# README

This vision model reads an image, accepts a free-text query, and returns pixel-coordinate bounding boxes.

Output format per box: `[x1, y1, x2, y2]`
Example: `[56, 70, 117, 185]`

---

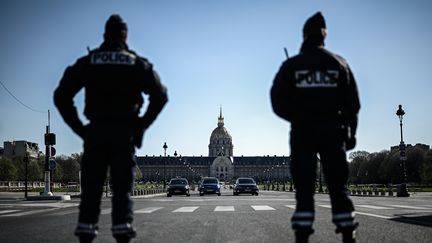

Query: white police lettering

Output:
[91, 51, 136, 65]
[295, 70, 338, 88]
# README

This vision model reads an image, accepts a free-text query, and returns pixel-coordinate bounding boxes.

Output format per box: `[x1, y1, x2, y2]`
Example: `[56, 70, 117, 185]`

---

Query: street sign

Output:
[399, 143, 406, 151]
[51, 146, 56, 156]
[49, 159, 57, 171]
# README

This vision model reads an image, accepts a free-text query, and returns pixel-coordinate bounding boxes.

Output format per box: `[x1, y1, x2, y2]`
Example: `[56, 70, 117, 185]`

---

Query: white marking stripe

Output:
[284, 205, 296, 209]
[0, 210, 20, 215]
[135, 207, 163, 213]
[356, 205, 394, 210]
[214, 206, 234, 212]
[4, 208, 57, 217]
[100, 208, 111, 215]
[387, 205, 432, 210]
[251, 205, 276, 211]
[355, 211, 394, 219]
[173, 207, 199, 213]
[318, 204, 332, 208]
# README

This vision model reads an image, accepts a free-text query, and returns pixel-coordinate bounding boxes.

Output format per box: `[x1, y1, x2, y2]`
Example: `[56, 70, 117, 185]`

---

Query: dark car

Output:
[166, 178, 190, 197]
[199, 177, 221, 196]
[233, 178, 259, 196]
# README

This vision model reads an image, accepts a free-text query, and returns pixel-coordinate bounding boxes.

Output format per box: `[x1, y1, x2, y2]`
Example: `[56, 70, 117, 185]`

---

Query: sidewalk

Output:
[0, 191, 79, 201]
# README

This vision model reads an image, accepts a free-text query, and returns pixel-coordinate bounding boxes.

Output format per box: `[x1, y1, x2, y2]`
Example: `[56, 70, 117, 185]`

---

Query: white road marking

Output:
[387, 205, 432, 210]
[173, 207, 199, 213]
[251, 205, 276, 211]
[214, 206, 234, 212]
[100, 208, 111, 215]
[0, 210, 20, 215]
[284, 205, 296, 209]
[135, 207, 163, 213]
[3, 208, 58, 217]
[318, 204, 332, 208]
[355, 211, 394, 219]
[355, 205, 394, 210]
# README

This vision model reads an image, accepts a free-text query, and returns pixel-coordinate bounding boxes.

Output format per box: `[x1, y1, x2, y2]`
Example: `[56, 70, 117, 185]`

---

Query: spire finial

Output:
[217, 106, 224, 127]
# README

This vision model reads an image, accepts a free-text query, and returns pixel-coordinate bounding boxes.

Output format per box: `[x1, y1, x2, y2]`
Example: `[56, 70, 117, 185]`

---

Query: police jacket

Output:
[54, 41, 168, 138]
[271, 40, 360, 130]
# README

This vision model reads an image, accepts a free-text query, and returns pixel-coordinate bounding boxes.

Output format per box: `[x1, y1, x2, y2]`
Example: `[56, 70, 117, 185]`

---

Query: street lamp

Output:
[163, 142, 168, 189]
[396, 105, 409, 197]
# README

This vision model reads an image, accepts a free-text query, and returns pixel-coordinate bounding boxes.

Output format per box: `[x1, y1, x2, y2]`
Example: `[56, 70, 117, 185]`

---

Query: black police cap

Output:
[303, 12, 326, 36]
[104, 14, 128, 40]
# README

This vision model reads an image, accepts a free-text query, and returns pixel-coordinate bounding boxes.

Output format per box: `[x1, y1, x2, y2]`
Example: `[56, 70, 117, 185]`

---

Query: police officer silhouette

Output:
[54, 15, 168, 243]
[271, 12, 360, 243]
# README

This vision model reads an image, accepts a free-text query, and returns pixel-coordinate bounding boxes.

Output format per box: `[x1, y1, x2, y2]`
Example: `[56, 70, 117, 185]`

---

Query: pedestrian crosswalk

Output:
[1, 203, 432, 218]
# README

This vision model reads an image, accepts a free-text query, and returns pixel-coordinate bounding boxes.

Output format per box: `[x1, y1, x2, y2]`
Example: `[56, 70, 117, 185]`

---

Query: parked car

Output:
[233, 178, 259, 196]
[199, 177, 221, 196]
[166, 178, 190, 197]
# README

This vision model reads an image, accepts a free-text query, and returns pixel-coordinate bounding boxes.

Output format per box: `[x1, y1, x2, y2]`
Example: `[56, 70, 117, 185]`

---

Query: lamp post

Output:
[318, 157, 323, 193]
[163, 142, 168, 189]
[396, 105, 409, 197]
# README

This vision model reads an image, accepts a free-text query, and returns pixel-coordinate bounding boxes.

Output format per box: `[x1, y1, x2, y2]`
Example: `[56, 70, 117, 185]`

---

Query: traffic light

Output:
[44, 133, 56, 146]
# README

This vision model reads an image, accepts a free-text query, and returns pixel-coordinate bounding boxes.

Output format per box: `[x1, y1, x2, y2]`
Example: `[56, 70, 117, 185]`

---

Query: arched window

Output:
[225, 167, 228, 172]
[216, 167, 219, 172]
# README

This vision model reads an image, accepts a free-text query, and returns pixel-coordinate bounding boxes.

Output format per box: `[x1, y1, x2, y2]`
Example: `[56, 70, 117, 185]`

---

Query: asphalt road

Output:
[0, 189, 431, 243]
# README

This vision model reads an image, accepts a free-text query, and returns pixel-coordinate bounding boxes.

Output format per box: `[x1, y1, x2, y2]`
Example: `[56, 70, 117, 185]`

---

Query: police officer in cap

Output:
[271, 12, 360, 243]
[54, 14, 168, 243]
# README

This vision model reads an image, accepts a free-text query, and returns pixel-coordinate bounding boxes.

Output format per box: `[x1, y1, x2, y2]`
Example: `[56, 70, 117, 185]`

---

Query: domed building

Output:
[137, 109, 291, 184]
[208, 108, 233, 157]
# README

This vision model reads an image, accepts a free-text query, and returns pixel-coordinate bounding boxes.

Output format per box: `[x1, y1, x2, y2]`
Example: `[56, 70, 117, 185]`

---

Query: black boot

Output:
[336, 223, 359, 243]
[342, 230, 356, 243]
[74, 223, 98, 243]
[112, 223, 136, 243]
[295, 228, 314, 243]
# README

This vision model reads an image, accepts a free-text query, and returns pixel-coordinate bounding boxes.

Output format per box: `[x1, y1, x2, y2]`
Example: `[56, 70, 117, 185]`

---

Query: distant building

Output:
[137, 109, 291, 183]
[2, 140, 41, 159]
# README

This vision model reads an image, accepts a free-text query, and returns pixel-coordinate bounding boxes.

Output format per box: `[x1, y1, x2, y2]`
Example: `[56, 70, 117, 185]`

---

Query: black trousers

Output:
[290, 120, 355, 230]
[78, 122, 136, 226]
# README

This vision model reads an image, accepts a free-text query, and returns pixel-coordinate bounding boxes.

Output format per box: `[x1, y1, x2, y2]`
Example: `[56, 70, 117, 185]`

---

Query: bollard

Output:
[374, 190, 379, 196]
[388, 190, 393, 196]
[380, 190, 385, 196]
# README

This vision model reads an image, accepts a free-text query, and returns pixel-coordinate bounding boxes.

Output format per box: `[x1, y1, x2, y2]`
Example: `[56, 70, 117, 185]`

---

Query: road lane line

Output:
[284, 205, 296, 209]
[355, 211, 394, 219]
[135, 207, 163, 213]
[355, 205, 394, 210]
[100, 208, 111, 215]
[214, 206, 234, 212]
[251, 205, 276, 211]
[3, 208, 58, 217]
[318, 204, 332, 208]
[0, 210, 20, 215]
[173, 207, 199, 213]
[387, 205, 432, 210]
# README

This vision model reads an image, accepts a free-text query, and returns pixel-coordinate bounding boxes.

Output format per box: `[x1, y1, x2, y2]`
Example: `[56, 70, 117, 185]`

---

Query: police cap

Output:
[303, 12, 326, 37]
[104, 14, 128, 40]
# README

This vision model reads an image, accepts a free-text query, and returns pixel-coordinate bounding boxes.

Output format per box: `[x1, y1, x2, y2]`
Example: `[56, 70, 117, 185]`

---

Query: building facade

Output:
[137, 110, 291, 183]
[2, 140, 41, 159]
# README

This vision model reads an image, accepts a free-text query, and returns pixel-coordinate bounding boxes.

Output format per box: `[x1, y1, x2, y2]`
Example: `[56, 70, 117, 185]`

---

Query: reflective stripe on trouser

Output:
[292, 211, 315, 229]
[332, 211, 356, 229]
[112, 223, 136, 238]
[75, 223, 99, 236]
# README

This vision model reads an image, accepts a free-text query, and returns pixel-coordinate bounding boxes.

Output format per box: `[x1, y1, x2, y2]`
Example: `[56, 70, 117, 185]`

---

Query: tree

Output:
[55, 155, 80, 183]
[420, 150, 432, 182]
[27, 159, 42, 181]
[135, 165, 143, 181]
[405, 147, 425, 183]
[348, 151, 369, 184]
[0, 157, 17, 181]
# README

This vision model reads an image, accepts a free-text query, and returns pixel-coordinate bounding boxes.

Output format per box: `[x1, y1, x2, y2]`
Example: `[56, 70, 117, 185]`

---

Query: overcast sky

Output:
[1, 1, 431, 157]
